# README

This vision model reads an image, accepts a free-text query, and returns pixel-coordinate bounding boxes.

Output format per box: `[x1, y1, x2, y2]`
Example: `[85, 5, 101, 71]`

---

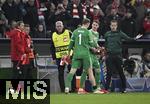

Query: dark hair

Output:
[82, 18, 90, 25]
[93, 20, 100, 25]
[110, 20, 118, 24]
[110, 20, 119, 26]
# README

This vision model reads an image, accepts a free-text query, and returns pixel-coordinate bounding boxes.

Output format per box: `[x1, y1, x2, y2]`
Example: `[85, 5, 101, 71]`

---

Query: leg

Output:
[77, 55, 93, 94]
[65, 68, 77, 90]
[58, 65, 65, 92]
[115, 56, 126, 92]
[88, 68, 96, 88]
[80, 69, 88, 88]
[11, 61, 20, 91]
[92, 57, 101, 88]
[94, 68, 100, 88]
[27, 59, 34, 79]
[68, 64, 76, 92]
[65, 58, 81, 93]
[105, 55, 114, 90]
[56, 59, 65, 92]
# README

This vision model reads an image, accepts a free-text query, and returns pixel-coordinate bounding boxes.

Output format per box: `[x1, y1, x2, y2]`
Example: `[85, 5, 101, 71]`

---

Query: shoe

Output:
[65, 87, 70, 94]
[100, 89, 109, 93]
[78, 88, 88, 94]
[121, 90, 127, 93]
[8, 89, 19, 94]
[8, 89, 15, 94]
[93, 89, 105, 94]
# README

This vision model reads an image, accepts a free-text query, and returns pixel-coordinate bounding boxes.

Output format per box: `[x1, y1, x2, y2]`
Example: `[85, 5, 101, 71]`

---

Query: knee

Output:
[69, 68, 77, 74]
[82, 70, 88, 74]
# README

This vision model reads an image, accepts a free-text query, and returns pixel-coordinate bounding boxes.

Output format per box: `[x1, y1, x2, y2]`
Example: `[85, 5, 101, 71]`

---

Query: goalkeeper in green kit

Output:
[65, 18, 96, 94]
[88, 20, 108, 94]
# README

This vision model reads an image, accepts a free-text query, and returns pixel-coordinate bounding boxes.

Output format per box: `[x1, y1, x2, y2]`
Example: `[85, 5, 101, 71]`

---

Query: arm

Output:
[14, 32, 25, 58]
[69, 31, 72, 38]
[50, 34, 56, 60]
[5, 28, 13, 38]
[68, 34, 75, 53]
[120, 31, 143, 40]
[120, 31, 134, 41]
[88, 30, 95, 48]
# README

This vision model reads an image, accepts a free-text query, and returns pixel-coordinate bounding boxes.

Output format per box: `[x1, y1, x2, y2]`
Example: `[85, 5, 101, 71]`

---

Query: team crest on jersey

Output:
[63, 36, 68, 42]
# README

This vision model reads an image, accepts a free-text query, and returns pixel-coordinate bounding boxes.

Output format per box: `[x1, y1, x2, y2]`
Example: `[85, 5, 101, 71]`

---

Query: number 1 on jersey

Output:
[79, 34, 82, 45]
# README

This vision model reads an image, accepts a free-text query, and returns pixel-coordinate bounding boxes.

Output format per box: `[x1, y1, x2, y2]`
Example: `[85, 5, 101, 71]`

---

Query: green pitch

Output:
[50, 92, 150, 104]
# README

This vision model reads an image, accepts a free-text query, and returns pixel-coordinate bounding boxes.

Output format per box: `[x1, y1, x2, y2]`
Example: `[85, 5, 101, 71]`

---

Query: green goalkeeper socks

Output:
[95, 70, 100, 88]
[65, 73, 74, 89]
[80, 70, 87, 88]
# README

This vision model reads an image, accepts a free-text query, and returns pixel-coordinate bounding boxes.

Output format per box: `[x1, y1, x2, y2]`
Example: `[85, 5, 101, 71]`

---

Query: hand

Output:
[65, 55, 71, 65]
[21, 54, 27, 60]
[135, 34, 143, 40]
[97, 46, 106, 56]
[90, 47, 98, 54]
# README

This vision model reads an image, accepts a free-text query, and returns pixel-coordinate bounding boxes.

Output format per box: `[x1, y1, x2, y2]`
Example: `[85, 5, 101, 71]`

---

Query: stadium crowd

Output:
[0, 0, 150, 38]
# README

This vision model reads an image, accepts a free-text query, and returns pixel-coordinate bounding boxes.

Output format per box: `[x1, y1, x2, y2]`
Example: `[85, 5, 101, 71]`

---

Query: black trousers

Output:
[11, 61, 33, 91]
[11, 61, 20, 91]
[56, 58, 76, 92]
[105, 54, 126, 92]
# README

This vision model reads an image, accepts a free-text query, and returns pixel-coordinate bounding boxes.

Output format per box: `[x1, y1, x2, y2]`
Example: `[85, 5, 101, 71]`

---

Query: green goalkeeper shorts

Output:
[91, 54, 100, 69]
[71, 54, 92, 70]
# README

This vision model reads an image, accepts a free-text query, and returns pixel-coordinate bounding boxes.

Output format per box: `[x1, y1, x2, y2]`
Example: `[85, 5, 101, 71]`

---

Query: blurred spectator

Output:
[141, 49, 150, 78]
[0, 2, 8, 38]
[34, 23, 46, 38]
[144, 0, 150, 12]
[106, 0, 126, 17]
[53, 3, 72, 28]
[0, 0, 148, 40]
[124, 0, 137, 19]
[135, 0, 147, 34]
[89, 4, 104, 22]
[2, 0, 20, 23]
[23, 0, 38, 37]
[14, 0, 27, 21]
[121, 9, 137, 38]
[68, 0, 84, 31]
[142, 12, 150, 38]
[121, 8, 138, 59]
[62, 0, 69, 9]
[50, 0, 62, 6]
[37, 1, 47, 32]
[44, 2, 56, 32]
[97, 0, 110, 13]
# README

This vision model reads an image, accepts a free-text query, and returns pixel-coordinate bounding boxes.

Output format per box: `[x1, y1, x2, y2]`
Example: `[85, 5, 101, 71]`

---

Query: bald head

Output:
[55, 21, 64, 33]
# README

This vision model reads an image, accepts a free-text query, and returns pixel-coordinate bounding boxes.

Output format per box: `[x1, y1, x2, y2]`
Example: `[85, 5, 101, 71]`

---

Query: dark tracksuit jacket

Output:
[104, 30, 135, 91]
